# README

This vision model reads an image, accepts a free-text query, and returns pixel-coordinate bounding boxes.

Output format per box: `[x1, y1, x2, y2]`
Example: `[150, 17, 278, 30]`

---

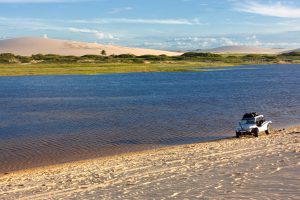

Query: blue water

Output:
[0, 64, 300, 172]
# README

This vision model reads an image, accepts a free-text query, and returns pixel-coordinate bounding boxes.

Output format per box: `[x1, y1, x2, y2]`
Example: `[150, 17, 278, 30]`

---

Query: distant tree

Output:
[101, 50, 107, 56]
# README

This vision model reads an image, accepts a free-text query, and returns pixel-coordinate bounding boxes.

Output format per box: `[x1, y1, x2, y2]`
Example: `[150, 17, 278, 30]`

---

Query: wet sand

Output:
[0, 137, 161, 174]
[0, 126, 299, 199]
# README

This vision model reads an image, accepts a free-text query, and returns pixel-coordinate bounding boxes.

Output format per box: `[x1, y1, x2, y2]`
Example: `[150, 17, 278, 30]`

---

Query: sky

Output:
[0, 0, 300, 50]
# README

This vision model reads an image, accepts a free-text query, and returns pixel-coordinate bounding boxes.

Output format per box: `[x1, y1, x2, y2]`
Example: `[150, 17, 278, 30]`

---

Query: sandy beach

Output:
[0, 126, 299, 199]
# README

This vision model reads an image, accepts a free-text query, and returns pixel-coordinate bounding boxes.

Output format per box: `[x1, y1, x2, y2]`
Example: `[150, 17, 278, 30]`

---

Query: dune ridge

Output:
[0, 126, 299, 199]
[285, 48, 300, 53]
[0, 37, 181, 56]
[195, 45, 290, 54]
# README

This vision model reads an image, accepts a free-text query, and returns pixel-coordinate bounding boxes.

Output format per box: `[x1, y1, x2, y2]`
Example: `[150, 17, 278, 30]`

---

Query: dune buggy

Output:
[236, 113, 272, 138]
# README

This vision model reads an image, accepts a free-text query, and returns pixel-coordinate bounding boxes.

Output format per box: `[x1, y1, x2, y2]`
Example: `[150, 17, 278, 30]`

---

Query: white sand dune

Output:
[0, 37, 181, 56]
[0, 126, 299, 199]
[197, 46, 288, 54]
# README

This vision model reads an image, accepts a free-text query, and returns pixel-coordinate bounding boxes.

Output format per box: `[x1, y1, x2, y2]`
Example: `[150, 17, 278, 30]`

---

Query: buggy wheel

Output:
[265, 124, 272, 135]
[253, 128, 259, 137]
[236, 132, 240, 138]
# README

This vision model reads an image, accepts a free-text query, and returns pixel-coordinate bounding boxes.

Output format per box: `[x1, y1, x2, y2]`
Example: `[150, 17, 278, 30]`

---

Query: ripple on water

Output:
[0, 64, 300, 172]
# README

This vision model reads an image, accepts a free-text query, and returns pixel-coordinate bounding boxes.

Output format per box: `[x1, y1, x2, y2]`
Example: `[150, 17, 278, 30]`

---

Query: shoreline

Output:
[0, 62, 238, 77]
[1, 126, 299, 199]
[0, 63, 298, 77]
[1, 123, 298, 175]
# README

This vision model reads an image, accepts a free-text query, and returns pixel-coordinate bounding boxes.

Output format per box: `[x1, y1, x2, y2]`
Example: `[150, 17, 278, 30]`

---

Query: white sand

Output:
[0, 37, 181, 56]
[0, 127, 299, 199]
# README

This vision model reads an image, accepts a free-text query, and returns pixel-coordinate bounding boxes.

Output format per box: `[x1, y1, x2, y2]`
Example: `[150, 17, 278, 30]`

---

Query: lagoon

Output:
[0, 64, 300, 172]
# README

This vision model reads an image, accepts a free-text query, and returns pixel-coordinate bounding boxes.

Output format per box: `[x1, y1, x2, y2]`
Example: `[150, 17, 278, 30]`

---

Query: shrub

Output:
[181, 52, 222, 58]
[16, 56, 33, 63]
[138, 55, 168, 61]
[0, 53, 18, 63]
[113, 54, 136, 59]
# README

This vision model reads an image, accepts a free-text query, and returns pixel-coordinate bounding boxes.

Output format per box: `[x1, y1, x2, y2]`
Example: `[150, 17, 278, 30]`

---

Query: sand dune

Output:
[196, 45, 288, 54]
[0, 38, 295, 57]
[0, 37, 181, 56]
[285, 48, 300, 54]
[0, 126, 299, 199]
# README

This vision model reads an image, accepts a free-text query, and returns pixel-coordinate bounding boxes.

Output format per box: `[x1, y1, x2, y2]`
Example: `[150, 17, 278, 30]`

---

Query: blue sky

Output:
[0, 0, 300, 50]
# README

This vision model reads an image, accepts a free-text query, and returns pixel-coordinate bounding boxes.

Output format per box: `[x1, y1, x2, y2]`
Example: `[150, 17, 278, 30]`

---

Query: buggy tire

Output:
[253, 128, 259, 137]
[236, 132, 240, 138]
[265, 124, 271, 135]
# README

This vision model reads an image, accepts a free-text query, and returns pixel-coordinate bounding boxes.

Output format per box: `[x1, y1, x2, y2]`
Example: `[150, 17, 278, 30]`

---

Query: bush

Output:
[242, 54, 262, 62]
[81, 55, 102, 59]
[32, 54, 79, 63]
[32, 54, 45, 60]
[0, 53, 18, 63]
[16, 56, 33, 63]
[181, 52, 222, 58]
[113, 54, 136, 59]
[138, 55, 168, 61]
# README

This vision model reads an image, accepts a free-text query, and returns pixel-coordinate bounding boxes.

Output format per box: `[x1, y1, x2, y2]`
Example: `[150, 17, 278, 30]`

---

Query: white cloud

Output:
[0, 16, 63, 31]
[108, 7, 133, 14]
[68, 27, 117, 40]
[219, 37, 240, 46]
[0, 16, 118, 40]
[157, 32, 300, 50]
[73, 18, 203, 25]
[246, 35, 257, 40]
[0, 16, 204, 27]
[235, 1, 300, 18]
[172, 37, 241, 48]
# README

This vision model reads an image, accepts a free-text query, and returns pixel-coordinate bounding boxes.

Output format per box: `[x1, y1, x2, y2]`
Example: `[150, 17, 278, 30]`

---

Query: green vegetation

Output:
[0, 52, 299, 76]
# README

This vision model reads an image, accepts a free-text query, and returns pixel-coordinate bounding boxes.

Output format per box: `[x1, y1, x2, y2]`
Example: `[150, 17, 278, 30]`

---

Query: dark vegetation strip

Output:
[0, 52, 299, 76]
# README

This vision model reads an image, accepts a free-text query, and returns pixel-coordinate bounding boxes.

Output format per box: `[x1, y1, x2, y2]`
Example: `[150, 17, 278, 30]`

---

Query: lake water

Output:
[0, 64, 300, 172]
